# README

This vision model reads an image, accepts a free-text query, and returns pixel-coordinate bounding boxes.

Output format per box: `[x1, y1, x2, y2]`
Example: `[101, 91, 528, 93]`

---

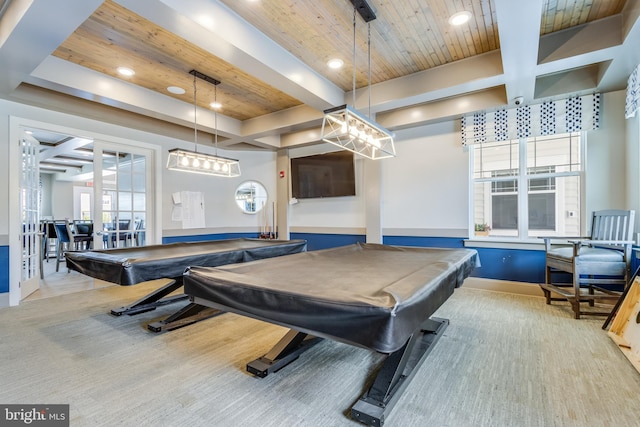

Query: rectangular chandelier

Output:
[321, 105, 395, 160]
[167, 148, 241, 177]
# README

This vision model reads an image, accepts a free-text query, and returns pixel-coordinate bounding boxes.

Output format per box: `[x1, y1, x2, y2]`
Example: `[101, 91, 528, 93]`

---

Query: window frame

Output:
[469, 132, 586, 241]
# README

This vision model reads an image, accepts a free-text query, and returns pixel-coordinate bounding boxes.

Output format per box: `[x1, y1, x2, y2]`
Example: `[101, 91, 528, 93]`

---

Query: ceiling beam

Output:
[39, 137, 93, 161]
[493, 0, 543, 105]
[349, 50, 505, 114]
[116, 0, 345, 110]
[0, 0, 103, 94]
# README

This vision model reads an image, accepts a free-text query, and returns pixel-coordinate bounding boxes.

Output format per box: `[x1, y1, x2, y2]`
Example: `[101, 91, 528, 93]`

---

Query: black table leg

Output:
[147, 303, 224, 332]
[110, 278, 187, 316]
[246, 329, 322, 378]
[351, 317, 449, 427]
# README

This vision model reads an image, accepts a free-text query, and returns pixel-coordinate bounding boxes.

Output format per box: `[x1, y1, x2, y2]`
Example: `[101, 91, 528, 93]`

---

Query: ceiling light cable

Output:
[193, 72, 198, 153]
[166, 70, 240, 176]
[368, 22, 371, 119]
[319, 0, 395, 160]
[214, 81, 218, 156]
[352, 6, 357, 109]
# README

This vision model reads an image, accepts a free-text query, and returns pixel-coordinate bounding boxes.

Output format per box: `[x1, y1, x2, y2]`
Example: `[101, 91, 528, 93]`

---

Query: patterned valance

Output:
[626, 64, 640, 119]
[461, 93, 600, 145]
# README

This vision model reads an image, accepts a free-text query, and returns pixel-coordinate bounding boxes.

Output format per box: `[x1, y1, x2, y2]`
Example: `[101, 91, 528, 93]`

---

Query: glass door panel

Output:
[19, 132, 40, 299]
[94, 143, 152, 249]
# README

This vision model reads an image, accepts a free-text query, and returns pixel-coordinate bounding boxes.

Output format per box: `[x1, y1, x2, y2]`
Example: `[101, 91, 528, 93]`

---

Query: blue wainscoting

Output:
[383, 235, 466, 248]
[160, 232, 640, 286]
[384, 235, 546, 283]
[162, 232, 261, 244]
[289, 233, 365, 251]
[0, 245, 9, 293]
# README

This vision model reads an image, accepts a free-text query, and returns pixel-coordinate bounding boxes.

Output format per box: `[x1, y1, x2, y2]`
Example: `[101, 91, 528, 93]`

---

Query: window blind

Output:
[461, 93, 600, 146]
[626, 64, 639, 119]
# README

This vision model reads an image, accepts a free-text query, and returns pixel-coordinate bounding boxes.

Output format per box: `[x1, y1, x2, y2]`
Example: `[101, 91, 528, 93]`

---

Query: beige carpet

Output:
[1, 281, 639, 426]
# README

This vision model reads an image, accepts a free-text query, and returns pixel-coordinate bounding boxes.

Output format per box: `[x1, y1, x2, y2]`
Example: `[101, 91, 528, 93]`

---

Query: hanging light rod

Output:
[349, 0, 376, 22]
[320, 0, 395, 160]
[188, 69, 220, 86]
[167, 69, 241, 177]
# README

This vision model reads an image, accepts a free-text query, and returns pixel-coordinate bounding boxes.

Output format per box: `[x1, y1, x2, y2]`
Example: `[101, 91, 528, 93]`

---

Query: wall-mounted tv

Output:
[291, 151, 356, 199]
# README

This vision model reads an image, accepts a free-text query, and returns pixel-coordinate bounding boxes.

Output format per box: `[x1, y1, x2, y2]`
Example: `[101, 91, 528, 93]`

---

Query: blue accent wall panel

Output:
[161, 232, 549, 284]
[468, 247, 546, 283]
[384, 236, 545, 283]
[163, 232, 260, 244]
[0, 246, 9, 293]
[289, 233, 365, 251]
[383, 235, 465, 248]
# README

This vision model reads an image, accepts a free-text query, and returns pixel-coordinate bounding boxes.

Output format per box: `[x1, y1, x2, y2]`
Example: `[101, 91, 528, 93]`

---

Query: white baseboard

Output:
[464, 277, 545, 298]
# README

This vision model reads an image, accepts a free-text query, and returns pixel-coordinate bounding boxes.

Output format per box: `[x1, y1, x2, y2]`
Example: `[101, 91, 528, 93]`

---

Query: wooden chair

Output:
[540, 209, 635, 319]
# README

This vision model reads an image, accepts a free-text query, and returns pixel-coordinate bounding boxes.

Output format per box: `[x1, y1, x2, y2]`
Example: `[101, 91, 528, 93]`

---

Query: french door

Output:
[93, 141, 155, 249]
[19, 132, 41, 299]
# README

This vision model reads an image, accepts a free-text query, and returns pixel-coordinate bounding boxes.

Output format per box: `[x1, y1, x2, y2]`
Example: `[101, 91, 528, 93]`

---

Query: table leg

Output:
[246, 329, 322, 378]
[110, 278, 187, 316]
[351, 317, 449, 427]
[147, 303, 224, 333]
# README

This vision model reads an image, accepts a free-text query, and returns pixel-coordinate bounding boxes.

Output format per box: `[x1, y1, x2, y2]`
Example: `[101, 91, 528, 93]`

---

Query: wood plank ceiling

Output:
[50, 0, 627, 124]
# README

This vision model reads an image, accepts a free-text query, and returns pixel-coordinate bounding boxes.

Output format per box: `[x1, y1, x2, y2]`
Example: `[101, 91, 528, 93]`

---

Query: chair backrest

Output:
[54, 223, 71, 244]
[590, 210, 635, 249]
[115, 219, 131, 231]
[74, 222, 93, 235]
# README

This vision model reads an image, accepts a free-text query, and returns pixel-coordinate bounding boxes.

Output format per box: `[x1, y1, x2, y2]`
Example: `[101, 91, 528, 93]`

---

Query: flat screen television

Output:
[291, 151, 356, 199]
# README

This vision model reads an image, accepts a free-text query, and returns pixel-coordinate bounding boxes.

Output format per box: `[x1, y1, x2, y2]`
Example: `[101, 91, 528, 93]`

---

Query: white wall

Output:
[382, 121, 469, 235]
[39, 174, 53, 218]
[162, 149, 277, 232]
[0, 98, 277, 238]
[586, 91, 628, 216]
[625, 102, 640, 235]
[284, 93, 628, 239]
[51, 180, 74, 220]
[288, 143, 366, 231]
[1, 90, 630, 243]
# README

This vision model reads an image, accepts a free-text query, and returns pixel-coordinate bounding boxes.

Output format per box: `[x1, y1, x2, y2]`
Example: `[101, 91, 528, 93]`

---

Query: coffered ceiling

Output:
[1, 0, 639, 153]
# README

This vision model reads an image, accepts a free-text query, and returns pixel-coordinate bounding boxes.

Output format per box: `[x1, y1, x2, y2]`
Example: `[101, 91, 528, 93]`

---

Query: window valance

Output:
[626, 64, 640, 119]
[461, 93, 600, 145]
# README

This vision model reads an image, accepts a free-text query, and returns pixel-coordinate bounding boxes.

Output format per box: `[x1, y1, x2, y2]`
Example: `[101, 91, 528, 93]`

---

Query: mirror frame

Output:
[234, 180, 268, 214]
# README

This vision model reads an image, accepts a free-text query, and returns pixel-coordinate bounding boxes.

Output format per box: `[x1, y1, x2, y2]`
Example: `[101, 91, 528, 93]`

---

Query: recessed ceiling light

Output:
[167, 86, 186, 94]
[327, 58, 344, 69]
[448, 11, 472, 26]
[210, 102, 222, 109]
[117, 66, 135, 76]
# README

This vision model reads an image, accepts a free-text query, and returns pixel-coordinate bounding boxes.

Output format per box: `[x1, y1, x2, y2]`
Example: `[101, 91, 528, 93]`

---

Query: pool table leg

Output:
[146, 303, 223, 333]
[351, 317, 449, 427]
[246, 329, 322, 378]
[110, 278, 187, 316]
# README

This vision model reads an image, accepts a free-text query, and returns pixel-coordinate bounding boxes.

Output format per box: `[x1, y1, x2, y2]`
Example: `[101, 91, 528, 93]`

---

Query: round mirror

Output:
[235, 181, 268, 214]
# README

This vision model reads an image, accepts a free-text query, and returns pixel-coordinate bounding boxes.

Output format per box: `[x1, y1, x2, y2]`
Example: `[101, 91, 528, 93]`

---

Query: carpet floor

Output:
[1, 281, 639, 426]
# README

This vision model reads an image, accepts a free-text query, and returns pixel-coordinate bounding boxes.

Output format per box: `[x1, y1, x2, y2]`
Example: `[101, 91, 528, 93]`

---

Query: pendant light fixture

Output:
[167, 70, 241, 177]
[320, 0, 395, 160]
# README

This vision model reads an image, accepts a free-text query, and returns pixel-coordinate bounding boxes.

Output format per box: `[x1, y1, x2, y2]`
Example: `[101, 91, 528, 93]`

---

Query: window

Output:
[472, 133, 583, 239]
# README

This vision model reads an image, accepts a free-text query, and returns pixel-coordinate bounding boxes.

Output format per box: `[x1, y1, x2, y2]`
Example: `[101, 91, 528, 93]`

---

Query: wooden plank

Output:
[610, 277, 640, 334]
[54, 0, 301, 121]
[608, 277, 640, 374]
